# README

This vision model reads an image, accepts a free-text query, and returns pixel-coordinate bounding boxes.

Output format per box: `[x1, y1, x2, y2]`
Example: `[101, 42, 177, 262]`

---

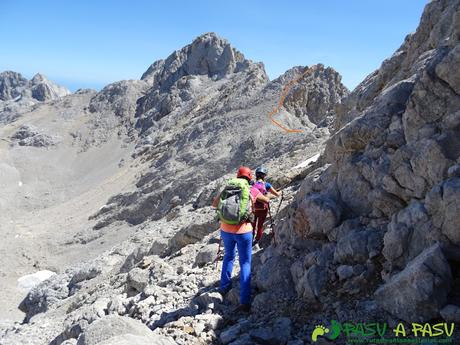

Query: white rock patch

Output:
[292, 152, 320, 169]
[17, 270, 56, 291]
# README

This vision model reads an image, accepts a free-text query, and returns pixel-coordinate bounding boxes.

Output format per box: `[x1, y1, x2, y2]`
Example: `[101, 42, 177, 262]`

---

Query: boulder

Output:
[292, 193, 342, 238]
[17, 270, 56, 292]
[334, 228, 383, 264]
[195, 243, 219, 267]
[251, 292, 272, 314]
[426, 178, 460, 246]
[336, 161, 373, 215]
[249, 327, 276, 345]
[167, 219, 219, 254]
[19, 272, 71, 321]
[375, 244, 452, 322]
[247, 317, 292, 345]
[293, 264, 327, 301]
[435, 44, 460, 95]
[440, 304, 460, 322]
[194, 313, 224, 331]
[336, 265, 354, 281]
[220, 323, 242, 345]
[76, 315, 174, 345]
[194, 291, 223, 309]
[69, 263, 102, 288]
[127, 268, 150, 294]
[383, 201, 439, 268]
[255, 254, 294, 293]
[226, 287, 240, 305]
[272, 317, 292, 345]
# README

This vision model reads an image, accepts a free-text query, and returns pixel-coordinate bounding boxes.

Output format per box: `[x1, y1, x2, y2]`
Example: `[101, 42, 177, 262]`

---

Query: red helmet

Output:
[237, 166, 252, 180]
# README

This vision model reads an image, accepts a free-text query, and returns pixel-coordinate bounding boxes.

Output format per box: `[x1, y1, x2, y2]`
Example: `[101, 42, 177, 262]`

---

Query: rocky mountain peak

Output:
[30, 73, 48, 84]
[0, 71, 70, 102]
[28, 73, 70, 101]
[0, 71, 28, 101]
[141, 32, 267, 90]
[276, 64, 349, 127]
[0, 70, 27, 83]
[135, 33, 269, 133]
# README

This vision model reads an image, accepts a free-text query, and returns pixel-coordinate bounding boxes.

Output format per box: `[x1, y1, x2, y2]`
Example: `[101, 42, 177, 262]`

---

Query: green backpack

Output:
[217, 178, 252, 225]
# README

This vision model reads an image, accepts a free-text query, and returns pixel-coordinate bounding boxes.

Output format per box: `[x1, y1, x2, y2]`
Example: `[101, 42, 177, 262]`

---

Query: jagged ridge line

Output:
[268, 68, 310, 133]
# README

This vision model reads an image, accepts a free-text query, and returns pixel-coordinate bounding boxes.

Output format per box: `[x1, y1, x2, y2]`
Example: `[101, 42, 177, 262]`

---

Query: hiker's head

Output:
[255, 166, 268, 180]
[237, 166, 252, 182]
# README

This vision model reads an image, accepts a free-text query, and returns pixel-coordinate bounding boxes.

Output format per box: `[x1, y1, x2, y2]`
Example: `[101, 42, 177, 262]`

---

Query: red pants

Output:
[252, 209, 268, 241]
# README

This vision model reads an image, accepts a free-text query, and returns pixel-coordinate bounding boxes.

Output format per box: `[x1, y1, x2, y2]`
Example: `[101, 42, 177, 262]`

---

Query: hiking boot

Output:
[233, 304, 251, 313]
[218, 286, 231, 297]
[253, 237, 262, 246]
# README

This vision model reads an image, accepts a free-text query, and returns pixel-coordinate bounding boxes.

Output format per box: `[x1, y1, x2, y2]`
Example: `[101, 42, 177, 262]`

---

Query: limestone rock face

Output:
[382, 201, 438, 269]
[141, 32, 256, 88]
[29, 73, 70, 101]
[375, 244, 452, 322]
[335, 0, 460, 131]
[135, 32, 269, 134]
[89, 80, 149, 119]
[281, 64, 349, 127]
[276, 0, 460, 324]
[426, 178, 460, 246]
[0, 71, 28, 101]
[4, 2, 460, 342]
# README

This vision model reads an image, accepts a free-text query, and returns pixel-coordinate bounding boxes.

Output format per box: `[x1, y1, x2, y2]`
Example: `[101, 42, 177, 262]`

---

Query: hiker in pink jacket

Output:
[250, 166, 280, 243]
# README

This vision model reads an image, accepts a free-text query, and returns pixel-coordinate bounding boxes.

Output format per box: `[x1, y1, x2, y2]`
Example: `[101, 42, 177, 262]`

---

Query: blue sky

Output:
[0, 0, 428, 91]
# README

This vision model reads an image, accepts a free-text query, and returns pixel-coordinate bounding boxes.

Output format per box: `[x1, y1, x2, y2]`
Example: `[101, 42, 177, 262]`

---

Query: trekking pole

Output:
[214, 238, 222, 268]
[274, 191, 284, 218]
[267, 204, 277, 245]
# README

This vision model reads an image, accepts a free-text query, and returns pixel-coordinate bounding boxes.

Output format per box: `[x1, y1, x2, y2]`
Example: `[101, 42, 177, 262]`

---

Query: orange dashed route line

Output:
[268, 68, 310, 133]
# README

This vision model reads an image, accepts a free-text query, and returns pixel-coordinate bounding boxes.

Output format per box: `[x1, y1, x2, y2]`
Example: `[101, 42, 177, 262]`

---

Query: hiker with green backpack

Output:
[212, 166, 270, 312]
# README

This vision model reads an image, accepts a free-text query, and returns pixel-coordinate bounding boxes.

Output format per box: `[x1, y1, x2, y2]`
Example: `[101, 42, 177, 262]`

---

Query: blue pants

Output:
[220, 230, 252, 305]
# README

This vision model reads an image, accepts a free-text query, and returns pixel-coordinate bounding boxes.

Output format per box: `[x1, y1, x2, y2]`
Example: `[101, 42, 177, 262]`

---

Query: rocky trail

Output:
[1, 0, 460, 344]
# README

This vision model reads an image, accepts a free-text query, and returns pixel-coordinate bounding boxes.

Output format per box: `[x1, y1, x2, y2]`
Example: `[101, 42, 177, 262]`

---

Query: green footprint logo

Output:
[328, 320, 341, 340]
[311, 325, 329, 342]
